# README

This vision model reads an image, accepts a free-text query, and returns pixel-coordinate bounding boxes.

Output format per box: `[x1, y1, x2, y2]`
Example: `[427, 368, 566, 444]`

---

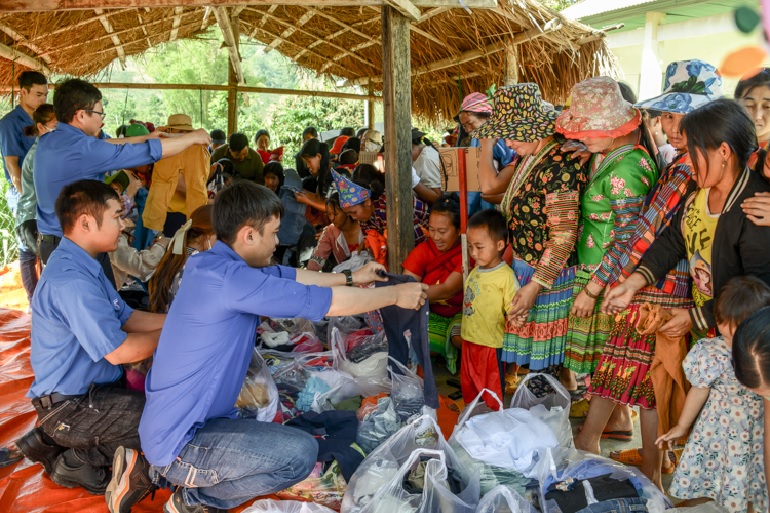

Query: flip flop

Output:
[504, 374, 520, 395]
[0, 447, 23, 468]
[601, 430, 633, 441]
[662, 448, 683, 475]
[609, 448, 643, 466]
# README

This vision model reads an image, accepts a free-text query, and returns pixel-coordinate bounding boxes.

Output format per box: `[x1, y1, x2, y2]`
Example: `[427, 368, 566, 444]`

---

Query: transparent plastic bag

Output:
[475, 485, 533, 513]
[342, 415, 479, 513]
[330, 326, 388, 379]
[356, 396, 401, 454]
[389, 357, 425, 421]
[243, 498, 337, 513]
[275, 460, 348, 511]
[235, 349, 279, 421]
[509, 373, 573, 452]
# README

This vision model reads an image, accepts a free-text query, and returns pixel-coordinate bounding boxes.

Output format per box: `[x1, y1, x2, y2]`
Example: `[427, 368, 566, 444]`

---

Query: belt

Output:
[31, 392, 82, 409]
[40, 234, 61, 244]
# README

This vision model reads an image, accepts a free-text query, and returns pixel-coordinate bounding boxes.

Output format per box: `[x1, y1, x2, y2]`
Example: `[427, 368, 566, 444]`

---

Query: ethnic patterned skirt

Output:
[428, 311, 462, 374]
[588, 286, 693, 409]
[563, 268, 614, 375]
[501, 259, 575, 370]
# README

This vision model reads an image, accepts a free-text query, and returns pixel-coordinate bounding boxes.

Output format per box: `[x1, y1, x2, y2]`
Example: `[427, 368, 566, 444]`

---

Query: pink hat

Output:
[555, 77, 641, 139]
[458, 92, 493, 116]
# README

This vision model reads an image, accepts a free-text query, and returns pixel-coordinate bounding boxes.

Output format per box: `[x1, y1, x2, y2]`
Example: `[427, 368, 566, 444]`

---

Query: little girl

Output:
[657, 275, 770, 512]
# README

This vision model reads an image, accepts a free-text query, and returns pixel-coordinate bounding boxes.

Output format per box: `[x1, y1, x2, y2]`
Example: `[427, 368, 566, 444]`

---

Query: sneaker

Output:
[15, 427, 65, 474]
[106, 447, 156, 513]
[50, 449, 110, 495]
[164, 487, 229, 513]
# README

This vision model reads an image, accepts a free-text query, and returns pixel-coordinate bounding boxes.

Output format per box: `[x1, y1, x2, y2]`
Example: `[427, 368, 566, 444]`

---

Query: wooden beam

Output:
[214, 7, 244, 86]
[265, 11, 314, 53]
[200, 6, 211, 30]
[169, 6, 184, 41]
[505, 44, 517, 85]
[0, 41, 51, 74]
[27, 8, 131, 41]
[383, 0, 420, 21]
[1, 0, 498, 11]
[94, 8, 126, 67]
[381, 5, 414, 273]
[0, 23, 53, 65]
[294, 7, 373, 60]
[0, 81, 382, 101]
[367, 82, 375, 129]
[136, 12, 152, 49]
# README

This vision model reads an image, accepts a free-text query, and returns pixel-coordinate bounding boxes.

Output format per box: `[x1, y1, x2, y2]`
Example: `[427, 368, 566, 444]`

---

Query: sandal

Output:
[609, 448, 643, 467]
[601, 430, 633, 441]
[662, 448, 683, 475]
[504, 374, 520, 395]
[569, 398, 590, 418]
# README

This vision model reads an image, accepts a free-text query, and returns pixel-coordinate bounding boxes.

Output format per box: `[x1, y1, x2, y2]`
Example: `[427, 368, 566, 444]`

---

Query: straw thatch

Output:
[0, 1, 616, 123]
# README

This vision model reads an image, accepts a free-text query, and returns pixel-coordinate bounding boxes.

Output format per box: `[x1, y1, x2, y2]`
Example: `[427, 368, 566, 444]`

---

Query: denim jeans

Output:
[576, 498, 648, 513]
[150, 418, 318, 510]
[467, 192, 496, 218]
[34, 382, 145, 468]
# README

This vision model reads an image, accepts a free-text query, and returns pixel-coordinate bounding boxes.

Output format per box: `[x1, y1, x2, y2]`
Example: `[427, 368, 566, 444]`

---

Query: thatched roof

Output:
[0, 0, 616, 122]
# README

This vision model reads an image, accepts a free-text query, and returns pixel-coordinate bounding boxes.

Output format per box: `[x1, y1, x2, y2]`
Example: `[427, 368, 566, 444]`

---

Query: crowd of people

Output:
[0, 57, 769, 512]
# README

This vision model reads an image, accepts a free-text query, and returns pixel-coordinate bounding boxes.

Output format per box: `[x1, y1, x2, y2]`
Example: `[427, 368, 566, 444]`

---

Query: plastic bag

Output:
[356, 396, 401, 454]
[330, 326, 388, 379]
[509, 373, 573, 451]
[275, 460, 348, 510]
[475, 485, 533, 513]
[450, 389, 559, 478]
[244, 499, 337, 513]
[389, 358, 425, 421]
[235, 349, 279, 422]
[332, 251, 373, 273]
[341, 415, 479, 513]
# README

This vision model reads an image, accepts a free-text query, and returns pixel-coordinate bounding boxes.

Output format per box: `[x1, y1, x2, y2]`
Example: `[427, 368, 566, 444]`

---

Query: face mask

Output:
[42, 125, 55, 133]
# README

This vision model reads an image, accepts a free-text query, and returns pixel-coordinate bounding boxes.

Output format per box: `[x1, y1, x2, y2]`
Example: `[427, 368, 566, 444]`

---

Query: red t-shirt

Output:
[403, 238, 463, 317]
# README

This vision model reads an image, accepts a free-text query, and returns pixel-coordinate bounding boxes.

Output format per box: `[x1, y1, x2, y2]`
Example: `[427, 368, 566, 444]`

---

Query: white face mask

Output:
[41, 125, 55, 133]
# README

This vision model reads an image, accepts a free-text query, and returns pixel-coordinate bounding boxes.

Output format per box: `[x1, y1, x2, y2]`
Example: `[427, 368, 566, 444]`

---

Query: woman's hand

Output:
[602, 273, 647, 315]
[561, 140, 591, 166]
[659, 308, 693, 338]
[655, 423, 689, 450]
[742, 192, 770, 227]
[293, 190, 309, 205]
[352, 262, 388, 285]
[570, 290, 596, 318]
[509, 282, 541, 319]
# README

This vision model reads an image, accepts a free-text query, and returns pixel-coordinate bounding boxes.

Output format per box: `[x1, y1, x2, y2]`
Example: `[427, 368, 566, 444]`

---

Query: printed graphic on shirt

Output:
[684, 189, 718, 307]
[690, 251, 713, 298]
[463, 283, 477, 317]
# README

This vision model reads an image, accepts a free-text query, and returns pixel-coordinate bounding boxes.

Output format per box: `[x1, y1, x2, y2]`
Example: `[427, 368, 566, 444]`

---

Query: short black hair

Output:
[303, 126, 318, 139]
[715, 276, 770, 328]
[53, 78, 102, 124]
[681, 98, 757, 172]
[263, 161, 285, 189]
[56, 179, 119, 234]
[213, 181, 283, 244]
[733, 306, 770, 389]
[356, 127, 367, 138]
[19, 71, 47, 90]
[735, 68, 770, 100]
[468, 208, 507, 244]
[210, 129, 226, 142]
[229, 133, 249, 152]
[430, 193, 461, 230]
[338, 149, 358, 166]
[340, 127, 355, 137]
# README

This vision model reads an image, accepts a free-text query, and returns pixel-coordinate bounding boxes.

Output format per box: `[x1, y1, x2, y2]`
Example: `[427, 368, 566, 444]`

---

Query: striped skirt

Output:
[501, 259, 575, 370]
[589, 286, 693, 409]
[563, 268, 615, 374]
[428, 311, 462, 374]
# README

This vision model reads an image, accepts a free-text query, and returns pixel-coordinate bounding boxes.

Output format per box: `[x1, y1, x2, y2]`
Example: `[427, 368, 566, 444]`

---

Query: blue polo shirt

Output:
[28, 238, 133, 398]
[140, 241, 333, 466]
[34, 122, 162, 237]
[469, 137, 515, 168]
[0, 105, 35, 184]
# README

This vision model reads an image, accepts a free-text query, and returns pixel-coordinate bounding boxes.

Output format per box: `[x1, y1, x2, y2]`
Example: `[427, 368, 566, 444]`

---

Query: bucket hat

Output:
[555, 76, 641, 139]
[472, 83, 557, 142]
[636, 59, 722, 114]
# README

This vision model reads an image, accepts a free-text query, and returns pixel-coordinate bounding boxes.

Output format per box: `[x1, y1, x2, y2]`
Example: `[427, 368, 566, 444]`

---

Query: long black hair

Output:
[352, 163, 385, 201]
[735, 68, 770, 100]
[299, 138, 332, 196]
[681, 98, 758, 172]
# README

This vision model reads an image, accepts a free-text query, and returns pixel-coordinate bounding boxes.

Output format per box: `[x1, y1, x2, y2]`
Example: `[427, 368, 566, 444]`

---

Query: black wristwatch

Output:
[342, 269, 354, 286]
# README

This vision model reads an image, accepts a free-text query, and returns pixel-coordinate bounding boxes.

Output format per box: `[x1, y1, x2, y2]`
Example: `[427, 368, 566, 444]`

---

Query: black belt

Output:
[39, 234, 61, 244]
[31, 392, 82, 409]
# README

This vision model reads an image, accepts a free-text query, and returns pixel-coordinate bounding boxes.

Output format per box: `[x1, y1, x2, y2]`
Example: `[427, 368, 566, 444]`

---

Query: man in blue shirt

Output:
[110, 182, 427, 513]
[0, 70, 48, 302]
[14, 179, 166, 499]
[34, 78, 210, 276]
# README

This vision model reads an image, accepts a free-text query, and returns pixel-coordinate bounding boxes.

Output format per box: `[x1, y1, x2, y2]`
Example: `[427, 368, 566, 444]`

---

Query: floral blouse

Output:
[501, 140, 588, 289]
[578, 145, 658, 270]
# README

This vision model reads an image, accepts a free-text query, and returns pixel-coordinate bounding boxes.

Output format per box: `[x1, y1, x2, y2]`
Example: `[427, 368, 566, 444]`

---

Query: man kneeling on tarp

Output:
[17, 179, 165, 496]
[106, 181, 427, 513]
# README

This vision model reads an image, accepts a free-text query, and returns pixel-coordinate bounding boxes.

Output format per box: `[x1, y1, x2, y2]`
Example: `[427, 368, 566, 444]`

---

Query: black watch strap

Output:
[342, 269, 353, 286]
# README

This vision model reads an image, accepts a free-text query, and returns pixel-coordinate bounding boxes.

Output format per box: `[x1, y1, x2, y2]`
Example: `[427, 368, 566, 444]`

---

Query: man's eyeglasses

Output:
[85, 109, 106, 120]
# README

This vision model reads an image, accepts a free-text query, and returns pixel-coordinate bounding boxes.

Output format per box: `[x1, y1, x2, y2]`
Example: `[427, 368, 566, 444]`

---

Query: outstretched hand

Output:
[655, 424, 689, 450]
[395, 282, 429, 310]
[352, 262, 388, 285]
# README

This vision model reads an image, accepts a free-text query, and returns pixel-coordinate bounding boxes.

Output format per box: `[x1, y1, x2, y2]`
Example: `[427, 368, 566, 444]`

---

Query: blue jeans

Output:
[576, 498, 648, 513]
[150, 418, 318, 510]
[7, 187, 38, 300]
[467, 192, 496, 218]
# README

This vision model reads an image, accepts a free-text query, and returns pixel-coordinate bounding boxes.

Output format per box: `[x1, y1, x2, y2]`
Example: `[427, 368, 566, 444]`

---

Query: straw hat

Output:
[636, 59, 722, 114]
[472, 83, 557, 142]
[160, 113, 195, 132]
[555, 76, 641, 139]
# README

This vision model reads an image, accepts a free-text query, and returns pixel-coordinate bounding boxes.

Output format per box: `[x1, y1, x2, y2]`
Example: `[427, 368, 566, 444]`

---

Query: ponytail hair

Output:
[352, 163, 385, 200]
[23, 103, 55, 137]
[429, 193, 461, 230]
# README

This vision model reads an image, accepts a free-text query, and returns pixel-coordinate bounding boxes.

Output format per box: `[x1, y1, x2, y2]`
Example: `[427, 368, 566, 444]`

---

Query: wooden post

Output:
[367, 82, 375, 130]
[458, 148, 470, 281]
[381, 5, 413, 273]
[226, 13, 240, 135]
[505, 45, 518, 86]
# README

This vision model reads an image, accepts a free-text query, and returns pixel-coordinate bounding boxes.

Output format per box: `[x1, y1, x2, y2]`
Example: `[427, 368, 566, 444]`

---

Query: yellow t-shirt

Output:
[460, 262, 519, 348]
[684, 188, 719, 308]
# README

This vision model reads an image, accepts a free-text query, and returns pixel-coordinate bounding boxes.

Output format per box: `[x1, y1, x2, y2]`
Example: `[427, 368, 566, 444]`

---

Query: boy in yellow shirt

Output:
[461, 209, 519, 409]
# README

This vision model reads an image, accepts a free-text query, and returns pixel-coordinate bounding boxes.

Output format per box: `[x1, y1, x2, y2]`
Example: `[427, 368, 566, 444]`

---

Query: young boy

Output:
[461, 209, 518, 409]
